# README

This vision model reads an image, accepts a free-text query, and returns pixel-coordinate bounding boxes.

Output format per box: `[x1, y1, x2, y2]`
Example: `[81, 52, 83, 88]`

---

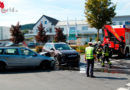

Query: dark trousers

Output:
[102, 56, 111, 66]
[97, 54, 102, 60]
[86, 59, 94, 76]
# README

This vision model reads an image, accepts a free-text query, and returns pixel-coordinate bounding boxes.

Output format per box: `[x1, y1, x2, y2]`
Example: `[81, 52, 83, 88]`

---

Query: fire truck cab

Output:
[102, 25, 130, 57]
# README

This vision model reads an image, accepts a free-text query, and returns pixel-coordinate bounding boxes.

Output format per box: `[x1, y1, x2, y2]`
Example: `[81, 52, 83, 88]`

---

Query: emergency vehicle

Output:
[102, 25, 130, 57]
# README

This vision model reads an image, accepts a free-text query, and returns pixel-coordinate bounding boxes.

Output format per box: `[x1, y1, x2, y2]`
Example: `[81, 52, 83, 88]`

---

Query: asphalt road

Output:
[0, 55, 129, 90]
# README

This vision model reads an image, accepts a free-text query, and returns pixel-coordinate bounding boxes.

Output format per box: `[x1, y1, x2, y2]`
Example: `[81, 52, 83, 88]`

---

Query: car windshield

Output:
[54, 44, 72, 50]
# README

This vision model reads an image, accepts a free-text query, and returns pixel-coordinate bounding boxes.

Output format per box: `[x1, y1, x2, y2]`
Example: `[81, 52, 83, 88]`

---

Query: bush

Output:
[70, 45, 78, 50]
[70, 45, 88, 53]
[35, 46, 43, 53]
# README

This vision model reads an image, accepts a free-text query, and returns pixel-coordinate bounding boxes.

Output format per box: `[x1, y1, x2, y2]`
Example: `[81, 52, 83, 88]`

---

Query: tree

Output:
[54, 28, 66, 42]
[35, 23, 48, 43]
[10, 22, 24, 44]
[85, 0, 116, 41]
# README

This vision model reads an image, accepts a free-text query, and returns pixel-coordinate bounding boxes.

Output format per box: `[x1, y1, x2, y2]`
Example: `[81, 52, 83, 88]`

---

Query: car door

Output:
[3, 48, 24, 67]
[20, 48, 41, 66]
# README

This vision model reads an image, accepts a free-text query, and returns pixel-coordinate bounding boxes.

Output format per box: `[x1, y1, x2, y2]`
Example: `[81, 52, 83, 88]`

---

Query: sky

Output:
[0, 0, 130, 26]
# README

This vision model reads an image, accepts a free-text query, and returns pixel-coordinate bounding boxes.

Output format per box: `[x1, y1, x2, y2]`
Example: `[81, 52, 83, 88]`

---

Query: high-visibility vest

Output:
[85, 47, 94, 59]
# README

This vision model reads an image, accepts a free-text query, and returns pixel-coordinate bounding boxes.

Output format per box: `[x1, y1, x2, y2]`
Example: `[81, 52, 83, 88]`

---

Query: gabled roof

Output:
[44, 15, 59, 25]
[34, 15, 59, 28]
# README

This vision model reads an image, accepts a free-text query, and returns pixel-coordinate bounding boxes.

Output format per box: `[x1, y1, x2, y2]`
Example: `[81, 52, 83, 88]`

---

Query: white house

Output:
[32, 15, 58, 41]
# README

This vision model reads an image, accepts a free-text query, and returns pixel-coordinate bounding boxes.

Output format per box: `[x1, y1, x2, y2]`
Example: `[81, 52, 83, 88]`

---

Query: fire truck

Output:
[102, 25, 130, 57]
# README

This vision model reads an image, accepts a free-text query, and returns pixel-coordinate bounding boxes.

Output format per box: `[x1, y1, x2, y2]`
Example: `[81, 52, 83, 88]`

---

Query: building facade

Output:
[56, 20, 102, 44]
[0, 26, 11, 40]
[32, 15, 130, 44]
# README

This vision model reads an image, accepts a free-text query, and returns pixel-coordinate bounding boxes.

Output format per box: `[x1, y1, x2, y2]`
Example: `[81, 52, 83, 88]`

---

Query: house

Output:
[32, 15, 58, 42]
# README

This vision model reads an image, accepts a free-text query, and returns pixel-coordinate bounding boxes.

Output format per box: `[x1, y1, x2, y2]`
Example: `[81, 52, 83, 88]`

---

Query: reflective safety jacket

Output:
[85, 46, 94, 59]
[96, 48, 102, 54]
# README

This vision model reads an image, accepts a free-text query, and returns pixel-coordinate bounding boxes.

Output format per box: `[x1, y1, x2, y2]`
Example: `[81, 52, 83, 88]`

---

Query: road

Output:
[0, 55, 129, 90]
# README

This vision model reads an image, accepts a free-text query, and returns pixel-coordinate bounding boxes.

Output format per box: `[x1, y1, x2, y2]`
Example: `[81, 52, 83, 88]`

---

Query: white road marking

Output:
[117, 83, 130, 90]
[126, 83, 130, 87]
[117, 87, 128, 90]
[80, 65, 86, 73]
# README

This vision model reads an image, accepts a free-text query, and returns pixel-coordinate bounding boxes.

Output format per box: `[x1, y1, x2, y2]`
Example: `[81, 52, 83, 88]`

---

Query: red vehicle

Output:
[102, 25, 130, 57]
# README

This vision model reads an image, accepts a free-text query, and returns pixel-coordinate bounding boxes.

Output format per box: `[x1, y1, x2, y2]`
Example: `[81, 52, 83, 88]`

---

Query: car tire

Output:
[74, 61, 80, 68]
[0, 63, 6, 72]
[40, 61, 50, 70]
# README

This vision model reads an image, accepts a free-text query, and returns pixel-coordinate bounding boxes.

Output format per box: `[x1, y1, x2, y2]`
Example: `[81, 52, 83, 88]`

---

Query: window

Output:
[125, 21, 130, 25]
[45, 21, 47, 24]
[54, 44, 72, 50]
[44, 44, 53, 50]
[69, 27, 76, 33]
[112, 22, 116, 25]
[0, 49, 4, 54]
[82, 26, 88, 30]
[20, 49, 35, 56]
[70, 27, 76, 30]
[5, 49, 19, 55]
[119, 21, 123, 25]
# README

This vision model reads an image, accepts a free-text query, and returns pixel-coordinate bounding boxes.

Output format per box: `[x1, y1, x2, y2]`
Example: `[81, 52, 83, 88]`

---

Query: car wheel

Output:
[74, 61, 80, 68]
[40, 61, 50, 70]
[0, 63, 6, 72]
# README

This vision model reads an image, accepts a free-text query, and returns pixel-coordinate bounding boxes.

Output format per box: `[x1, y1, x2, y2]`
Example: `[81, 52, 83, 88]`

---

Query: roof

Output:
[114, 15, 130, 18]
[56, 20, 88, 26]
[34, 15, 59, 28]
[44, 15, 59, 25]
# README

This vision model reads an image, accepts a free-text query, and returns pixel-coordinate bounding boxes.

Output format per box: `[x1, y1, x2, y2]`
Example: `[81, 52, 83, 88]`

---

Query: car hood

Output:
[58, 50, 78, 55]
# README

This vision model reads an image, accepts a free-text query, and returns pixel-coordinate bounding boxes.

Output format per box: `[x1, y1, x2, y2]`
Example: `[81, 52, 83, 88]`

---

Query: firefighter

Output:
[96, 43, 102, 62]
[85, 42, 96, 78]
[102, 44, 112, 68]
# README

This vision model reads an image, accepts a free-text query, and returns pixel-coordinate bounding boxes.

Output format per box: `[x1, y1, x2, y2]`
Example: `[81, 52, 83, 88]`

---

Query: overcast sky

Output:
[0, 0, 130, 26]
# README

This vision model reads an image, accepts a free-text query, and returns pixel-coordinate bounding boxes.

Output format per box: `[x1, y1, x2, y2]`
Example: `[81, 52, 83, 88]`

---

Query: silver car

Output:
[0, 47, 55, 71]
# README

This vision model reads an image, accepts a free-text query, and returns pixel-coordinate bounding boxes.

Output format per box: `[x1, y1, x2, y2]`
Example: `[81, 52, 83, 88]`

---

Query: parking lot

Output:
[0, 55, 129, 90]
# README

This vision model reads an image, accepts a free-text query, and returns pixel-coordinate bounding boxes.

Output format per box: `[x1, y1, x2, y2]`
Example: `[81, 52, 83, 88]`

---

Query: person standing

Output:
[85, 42, 96, 78]
[102, 44, 112, 68]
[96, 44, 103, 62]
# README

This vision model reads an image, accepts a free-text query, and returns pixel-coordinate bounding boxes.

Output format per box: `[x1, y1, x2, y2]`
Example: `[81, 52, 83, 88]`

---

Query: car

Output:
[0, 47, 55, 71]
[41, 42, 80, 68]
[27, 42, 36, 48]
[5, 42, 23, 47]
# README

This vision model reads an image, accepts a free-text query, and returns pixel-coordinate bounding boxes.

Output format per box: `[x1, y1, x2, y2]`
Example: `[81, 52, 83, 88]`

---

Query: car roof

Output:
[46, 42, 66, 44]
[0, 47, 26, 49]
